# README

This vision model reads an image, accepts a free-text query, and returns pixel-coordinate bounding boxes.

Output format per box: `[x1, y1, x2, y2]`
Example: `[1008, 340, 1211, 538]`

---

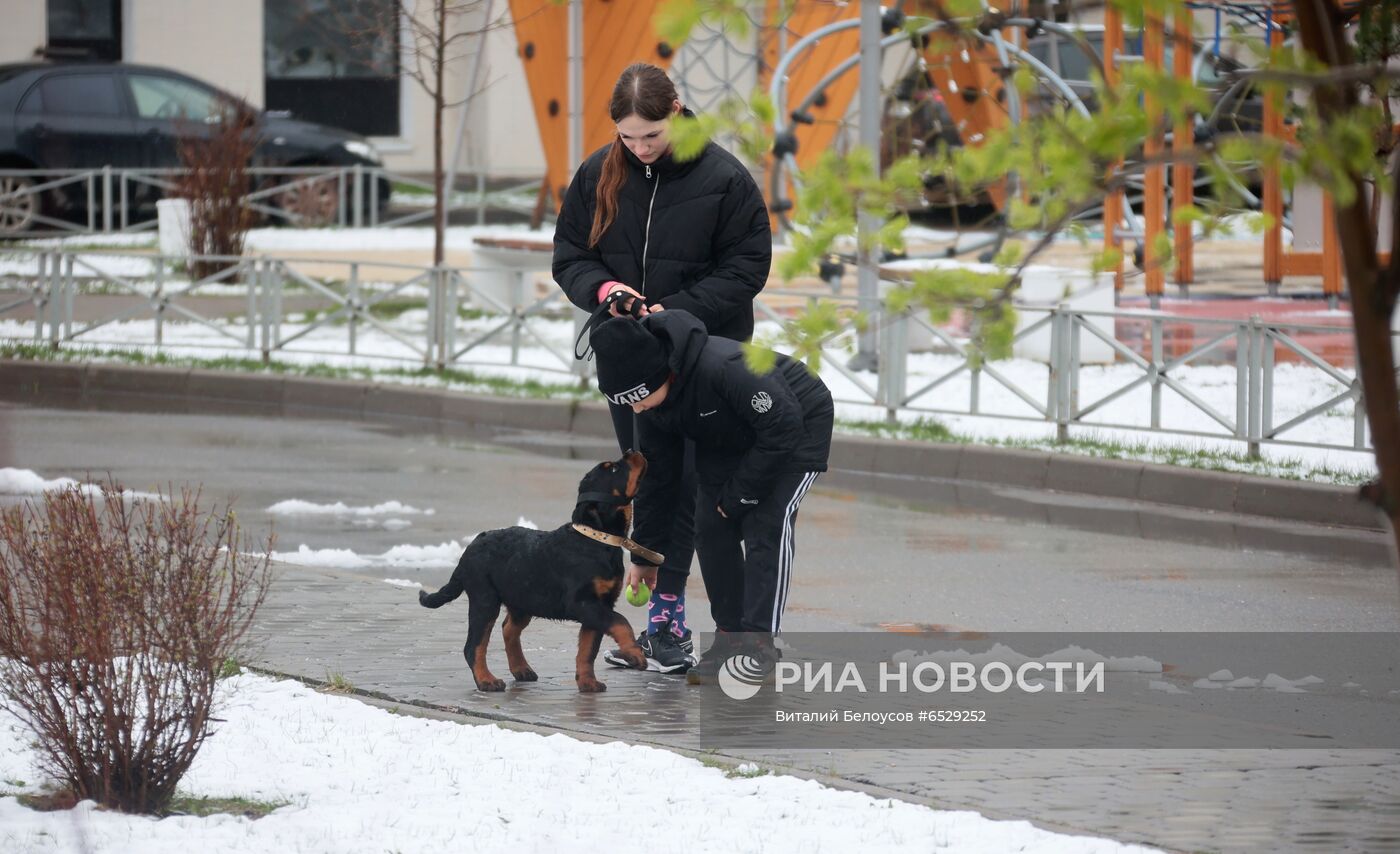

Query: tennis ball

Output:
[625, 580, 651, 607]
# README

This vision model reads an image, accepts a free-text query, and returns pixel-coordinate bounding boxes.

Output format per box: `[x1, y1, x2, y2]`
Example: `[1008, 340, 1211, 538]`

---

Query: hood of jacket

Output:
[641, 309, 709, 402]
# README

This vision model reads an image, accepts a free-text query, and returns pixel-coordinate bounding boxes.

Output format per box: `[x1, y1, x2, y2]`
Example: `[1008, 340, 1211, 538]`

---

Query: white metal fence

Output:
[1, 247, 1391, 457]
[0, 166, 542, 236]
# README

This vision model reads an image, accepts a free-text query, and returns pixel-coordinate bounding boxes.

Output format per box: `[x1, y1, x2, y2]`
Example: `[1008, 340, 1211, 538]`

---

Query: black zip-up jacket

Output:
[553, 134, 771, 342]
[631, 311, 834, 565]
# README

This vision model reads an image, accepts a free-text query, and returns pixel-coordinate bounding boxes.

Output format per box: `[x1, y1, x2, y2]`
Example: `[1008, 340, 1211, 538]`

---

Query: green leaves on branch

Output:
[671, 92, 775, 163]
[887, 266, 1017, 362]
[777, 147, 923, 279]
[653, 0, 793, 47]
[744, 301, 863, 376]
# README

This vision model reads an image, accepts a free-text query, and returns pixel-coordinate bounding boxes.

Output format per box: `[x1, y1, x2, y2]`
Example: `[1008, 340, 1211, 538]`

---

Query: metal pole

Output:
[349, 262, 360, 355]
[444, 0, 494, 229]
[879, 311, 908, 421]
[1150, 317, 1163, 429]
[31, 253, 45, 344]
[568, 0, 584, 176]
[850, 0, 881, 372]
[101, 165, 112, 233]
[1247, 315, 1263, 459]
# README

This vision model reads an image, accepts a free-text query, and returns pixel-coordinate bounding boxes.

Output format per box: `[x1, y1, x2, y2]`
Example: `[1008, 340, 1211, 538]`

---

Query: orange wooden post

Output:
[1102, 6, 1125, 293]
[1321, 192, 1344, 297]
[1143, 10, 1167, 301]
[1172, 4, 1194, 287]
[1262, 21, 1285, 290]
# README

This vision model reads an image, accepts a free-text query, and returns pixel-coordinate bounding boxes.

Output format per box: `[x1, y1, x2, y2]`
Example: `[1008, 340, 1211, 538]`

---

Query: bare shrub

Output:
[174, 107, 259, 282]
[0, 481, 273, 814]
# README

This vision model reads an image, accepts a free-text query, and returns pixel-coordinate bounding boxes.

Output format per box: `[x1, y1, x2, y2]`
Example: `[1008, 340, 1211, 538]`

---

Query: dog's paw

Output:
[511, 667, 538, 682]
[619, 647, 647, 670]
[475, 677, 507, 692]
[576, 676, 608, 693]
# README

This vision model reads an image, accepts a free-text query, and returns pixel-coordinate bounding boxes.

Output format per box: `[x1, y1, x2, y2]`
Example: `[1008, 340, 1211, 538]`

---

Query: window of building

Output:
[47, 0, 122, 61]
[38, 73, 123, 117]
[264, 0, 400, 137]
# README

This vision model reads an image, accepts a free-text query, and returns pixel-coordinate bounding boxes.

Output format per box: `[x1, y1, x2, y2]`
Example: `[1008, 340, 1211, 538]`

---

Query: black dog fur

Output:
[419, 451, 649, 692]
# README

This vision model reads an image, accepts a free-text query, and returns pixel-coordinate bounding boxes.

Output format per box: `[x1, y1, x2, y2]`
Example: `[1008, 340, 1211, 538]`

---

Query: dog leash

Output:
[570, 524, 665, 566]
[574, 289, 646, 361]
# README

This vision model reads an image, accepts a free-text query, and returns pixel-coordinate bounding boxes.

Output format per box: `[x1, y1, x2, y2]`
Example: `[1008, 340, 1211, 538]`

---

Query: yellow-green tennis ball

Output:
[625, 581, 651, 607]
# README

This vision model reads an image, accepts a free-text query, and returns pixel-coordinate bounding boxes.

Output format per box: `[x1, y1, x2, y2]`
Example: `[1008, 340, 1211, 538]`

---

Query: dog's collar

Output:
[570, 524, 664, 565]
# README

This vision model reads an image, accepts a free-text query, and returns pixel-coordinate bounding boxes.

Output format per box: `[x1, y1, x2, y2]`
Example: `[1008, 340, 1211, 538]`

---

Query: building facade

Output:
[0, 0, 545, 179]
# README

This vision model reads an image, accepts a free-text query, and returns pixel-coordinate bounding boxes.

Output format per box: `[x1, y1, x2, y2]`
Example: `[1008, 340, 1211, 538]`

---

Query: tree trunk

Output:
[1294, 0, 1400, 575]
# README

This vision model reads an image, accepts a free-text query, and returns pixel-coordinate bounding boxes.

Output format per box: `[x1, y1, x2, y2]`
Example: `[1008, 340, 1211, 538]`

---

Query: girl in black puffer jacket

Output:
[553, 62, 771, 672]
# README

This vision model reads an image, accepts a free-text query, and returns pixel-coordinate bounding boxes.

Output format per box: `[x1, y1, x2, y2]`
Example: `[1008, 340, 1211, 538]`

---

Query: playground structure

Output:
[506, 0, 1364, 308]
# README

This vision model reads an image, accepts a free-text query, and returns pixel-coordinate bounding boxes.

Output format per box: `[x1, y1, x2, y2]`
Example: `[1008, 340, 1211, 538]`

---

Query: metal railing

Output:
[0, 166, 544, 236]
[0, 247, 1390, 456]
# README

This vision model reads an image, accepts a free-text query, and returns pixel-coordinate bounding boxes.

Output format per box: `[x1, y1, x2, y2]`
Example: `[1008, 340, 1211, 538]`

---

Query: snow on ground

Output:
[269, 539, 469, 570]
[0, 672, 1160, 854]
[0, 467, 162, 500]
[266, 498, 435, 517]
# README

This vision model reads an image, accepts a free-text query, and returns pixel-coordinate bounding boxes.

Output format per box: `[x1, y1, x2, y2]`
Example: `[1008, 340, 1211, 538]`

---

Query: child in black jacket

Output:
[590, 310, 833, 676]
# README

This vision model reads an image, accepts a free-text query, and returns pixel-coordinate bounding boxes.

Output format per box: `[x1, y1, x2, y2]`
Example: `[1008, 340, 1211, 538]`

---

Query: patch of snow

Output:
[0, 672, 1163, 853]
[266, 499, 434, 517]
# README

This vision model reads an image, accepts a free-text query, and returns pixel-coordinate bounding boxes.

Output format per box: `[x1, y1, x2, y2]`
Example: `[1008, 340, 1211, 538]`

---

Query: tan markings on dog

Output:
[502, 613, 537, 681]
[592, 576, 619, 598]
[625, 463, 643, 498]
[575, 626, 605, 692]
[470, 617, 504, 690]
[606, 613, 647, 669]
[622, 502, 633, 528]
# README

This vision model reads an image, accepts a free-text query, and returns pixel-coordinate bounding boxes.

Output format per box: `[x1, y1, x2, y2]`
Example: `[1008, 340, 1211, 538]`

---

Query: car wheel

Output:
[0, 174, 41, 235]
[275, 174, 340, 227]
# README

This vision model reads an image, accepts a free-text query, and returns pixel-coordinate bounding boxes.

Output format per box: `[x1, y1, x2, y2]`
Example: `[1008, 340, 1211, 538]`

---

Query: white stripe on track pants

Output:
[694, 471, 820, 634]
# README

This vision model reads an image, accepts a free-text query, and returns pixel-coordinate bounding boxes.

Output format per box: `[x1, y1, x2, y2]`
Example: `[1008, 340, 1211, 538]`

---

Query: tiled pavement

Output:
[250, 564, 1400, 854]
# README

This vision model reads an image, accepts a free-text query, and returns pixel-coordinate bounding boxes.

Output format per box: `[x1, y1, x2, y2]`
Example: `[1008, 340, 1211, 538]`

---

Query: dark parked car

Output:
[0, 61, 390, 234]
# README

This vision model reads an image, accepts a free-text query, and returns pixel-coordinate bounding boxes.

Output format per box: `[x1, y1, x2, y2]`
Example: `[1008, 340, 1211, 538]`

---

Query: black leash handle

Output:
[574, 288, 646, 361]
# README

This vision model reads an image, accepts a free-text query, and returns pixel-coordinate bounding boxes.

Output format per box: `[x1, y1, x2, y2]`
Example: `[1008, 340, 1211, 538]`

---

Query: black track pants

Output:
[694, 471, 820, 634]
[608, 400, 695, 589]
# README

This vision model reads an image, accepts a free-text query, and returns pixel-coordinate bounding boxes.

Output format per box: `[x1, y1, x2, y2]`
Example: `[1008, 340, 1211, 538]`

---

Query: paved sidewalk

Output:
[249, 563, 1400, 854]
[7, 403, 1397, 852]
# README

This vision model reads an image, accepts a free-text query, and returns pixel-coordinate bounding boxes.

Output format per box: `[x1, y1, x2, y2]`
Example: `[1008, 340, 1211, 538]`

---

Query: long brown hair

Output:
[589, 62, 678, 248]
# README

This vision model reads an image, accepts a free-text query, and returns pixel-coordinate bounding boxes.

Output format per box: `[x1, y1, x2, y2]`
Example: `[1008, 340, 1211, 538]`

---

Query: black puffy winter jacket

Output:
[630, 311, 834, 565]
[552, 137, 772, 342]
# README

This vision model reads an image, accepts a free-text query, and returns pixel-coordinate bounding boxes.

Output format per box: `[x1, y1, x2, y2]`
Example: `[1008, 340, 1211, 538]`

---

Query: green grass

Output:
[218, 658, 243, 679]
[322, 671, 355, 693]
[697, 756, 771, 779]
[163, 794, 289, 819]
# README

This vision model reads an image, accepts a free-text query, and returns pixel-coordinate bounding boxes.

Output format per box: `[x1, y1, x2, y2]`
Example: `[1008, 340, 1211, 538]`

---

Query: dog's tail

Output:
[419, 577, 463, 608]
[419, 549, 469, 608]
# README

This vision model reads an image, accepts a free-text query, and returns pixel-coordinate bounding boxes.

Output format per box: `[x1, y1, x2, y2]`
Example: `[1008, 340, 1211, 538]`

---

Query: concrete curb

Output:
[1, 358, 1386, 542]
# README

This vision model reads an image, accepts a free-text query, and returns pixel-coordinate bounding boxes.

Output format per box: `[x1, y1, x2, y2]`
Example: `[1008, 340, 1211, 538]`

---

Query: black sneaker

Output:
[688, 633, 778, 685]
[604, 630, 697, 673]
[686, 632, 741, 685]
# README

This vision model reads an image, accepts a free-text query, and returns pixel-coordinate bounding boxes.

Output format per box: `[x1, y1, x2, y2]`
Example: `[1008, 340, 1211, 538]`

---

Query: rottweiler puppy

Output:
[419, 451, 650, 692]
